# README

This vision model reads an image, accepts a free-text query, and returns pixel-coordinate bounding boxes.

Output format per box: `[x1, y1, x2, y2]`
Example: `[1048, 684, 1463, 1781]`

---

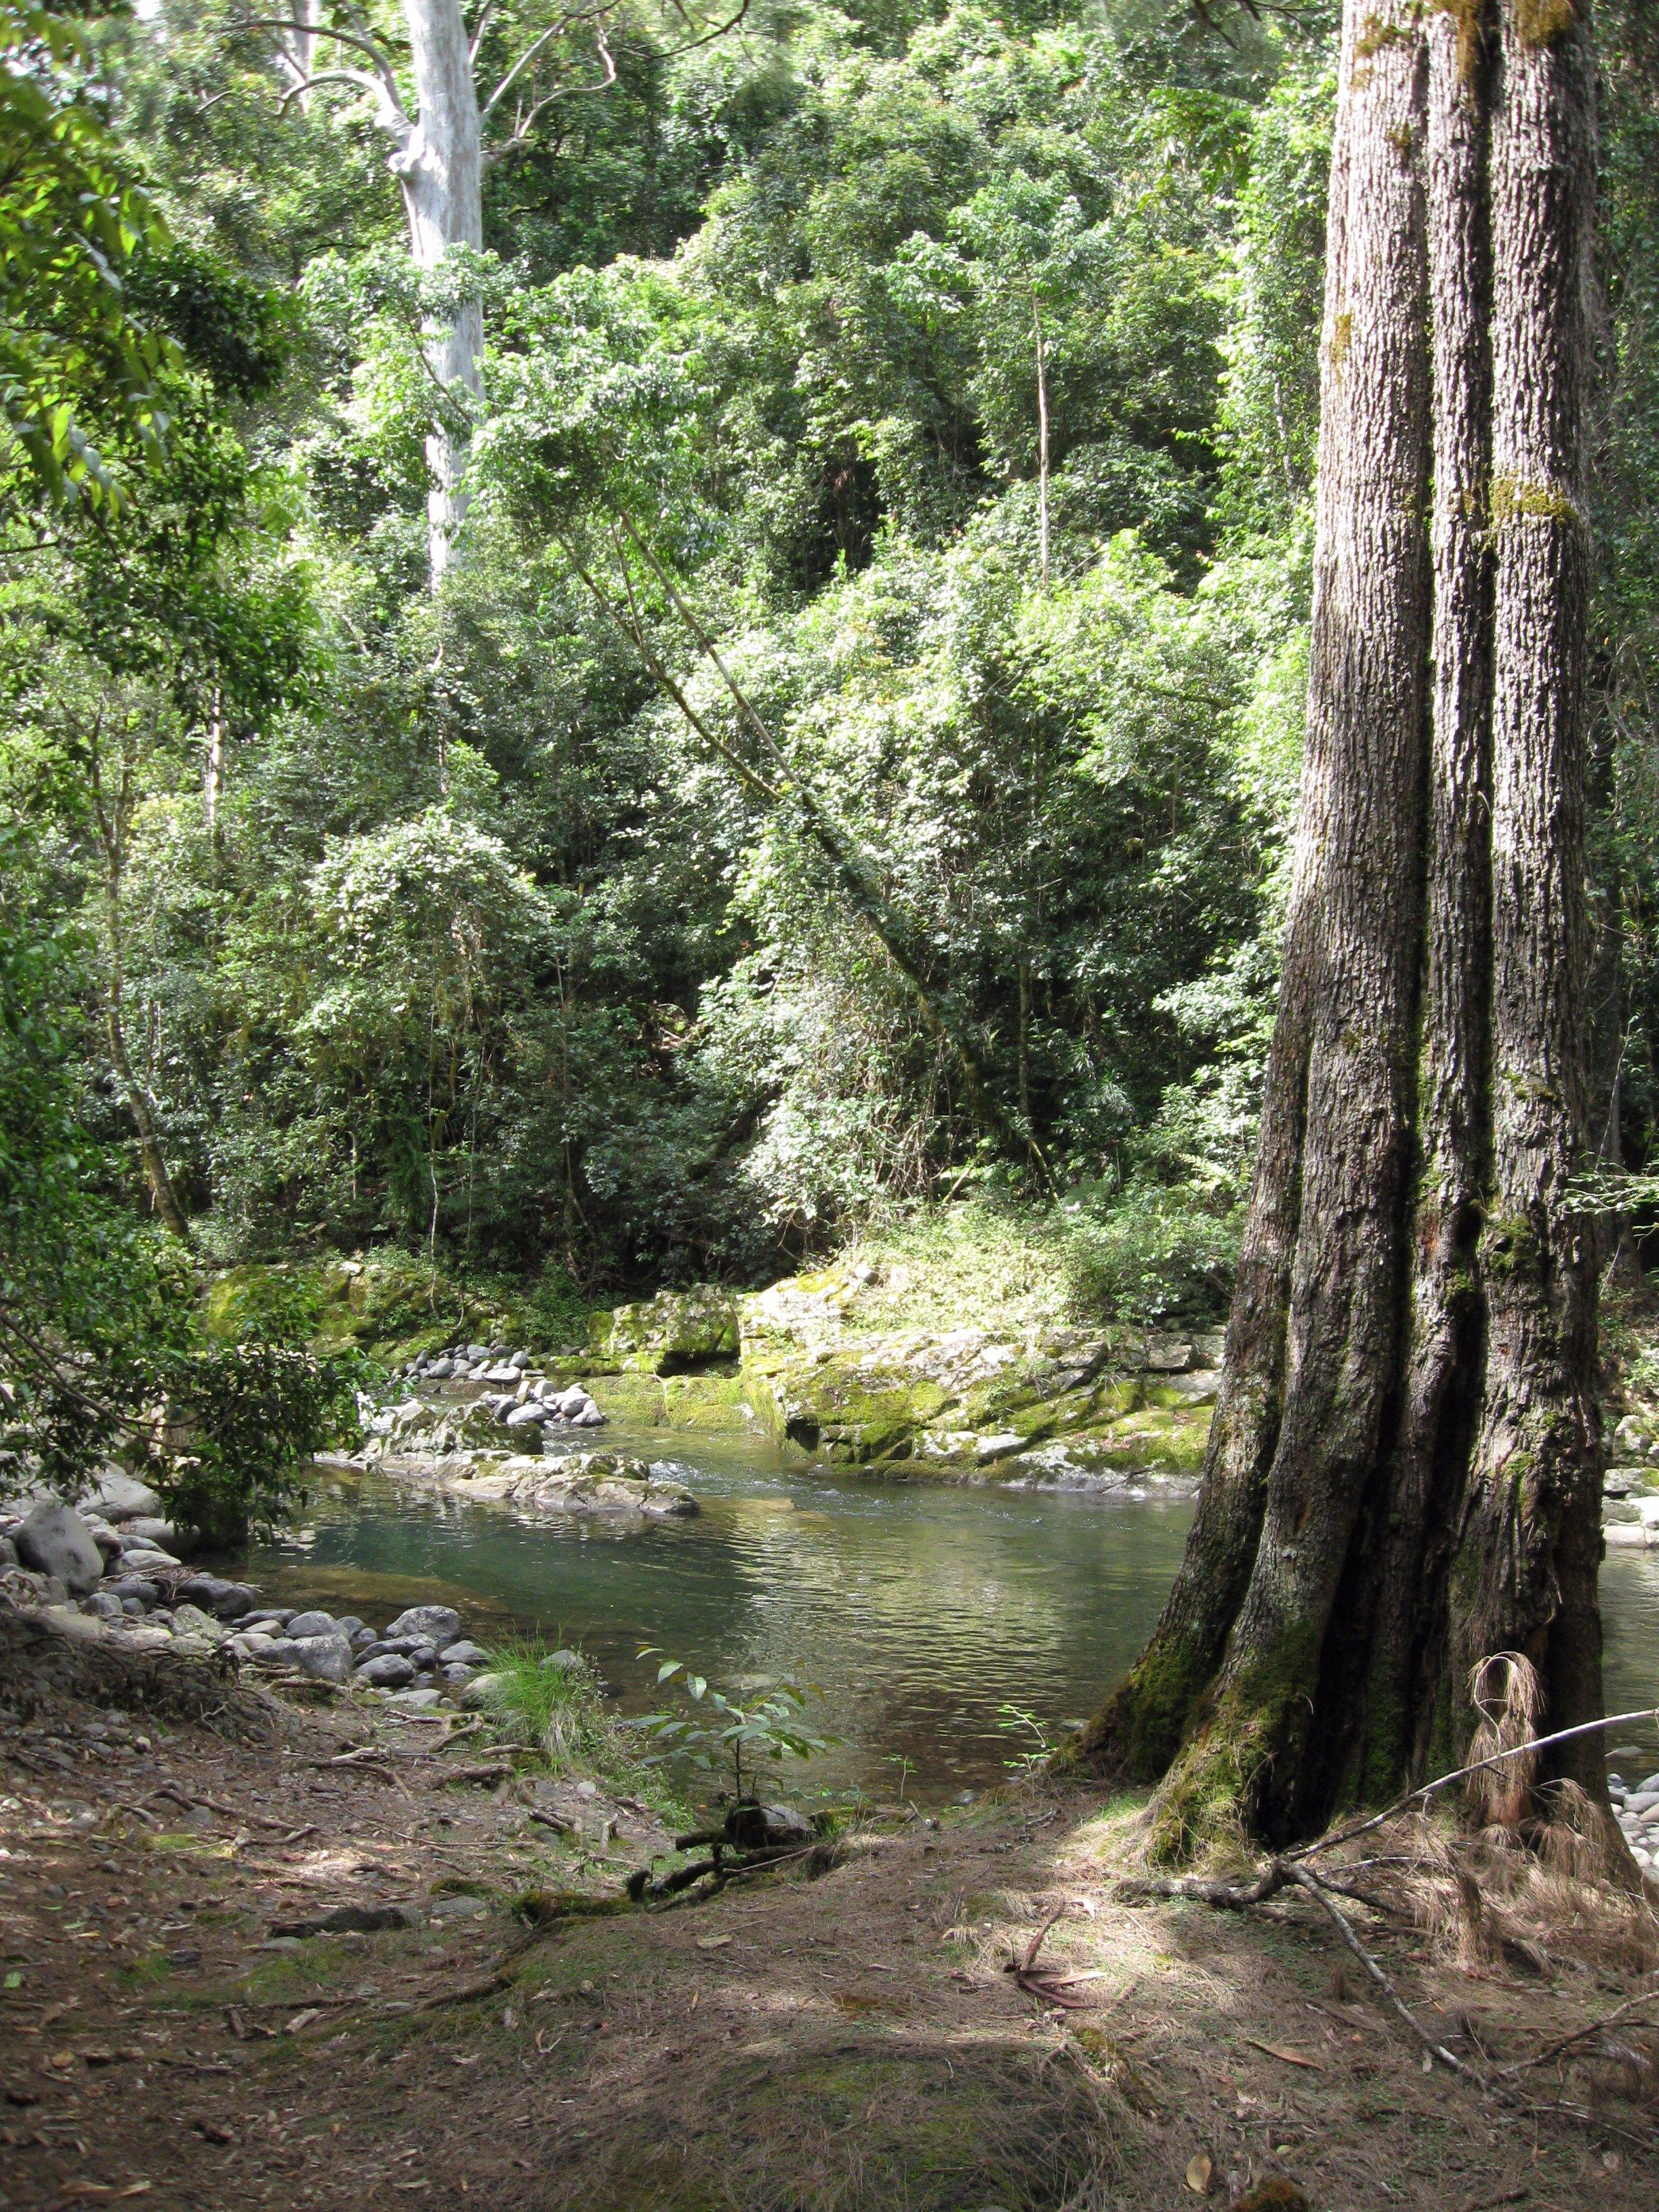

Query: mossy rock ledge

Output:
[583, 1275, 1218, 1488]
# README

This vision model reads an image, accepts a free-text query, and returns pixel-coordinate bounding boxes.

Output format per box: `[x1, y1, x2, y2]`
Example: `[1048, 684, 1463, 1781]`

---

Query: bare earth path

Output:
[1, 1609, 1654, 2212]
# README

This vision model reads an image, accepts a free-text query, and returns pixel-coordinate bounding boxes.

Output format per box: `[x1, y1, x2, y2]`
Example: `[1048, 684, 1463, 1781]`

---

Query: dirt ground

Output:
[1, 1607, 1656, 2212]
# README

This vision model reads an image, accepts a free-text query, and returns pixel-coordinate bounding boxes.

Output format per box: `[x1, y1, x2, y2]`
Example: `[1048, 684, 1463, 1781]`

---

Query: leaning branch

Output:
[581, 514, 1056, 1186]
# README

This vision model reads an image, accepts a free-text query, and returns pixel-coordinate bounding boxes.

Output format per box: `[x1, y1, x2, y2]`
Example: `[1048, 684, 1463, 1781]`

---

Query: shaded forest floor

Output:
[1, 1611, 1655, 2212]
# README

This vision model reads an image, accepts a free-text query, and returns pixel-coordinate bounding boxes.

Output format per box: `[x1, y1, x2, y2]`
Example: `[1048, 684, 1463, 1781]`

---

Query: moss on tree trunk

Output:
[1065, 0, 1607, 1857]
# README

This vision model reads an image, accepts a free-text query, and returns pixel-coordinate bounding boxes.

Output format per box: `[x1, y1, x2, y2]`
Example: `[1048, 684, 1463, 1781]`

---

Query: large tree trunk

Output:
[1067, 0, 1605, 1856]
[392, 0, 483, 585]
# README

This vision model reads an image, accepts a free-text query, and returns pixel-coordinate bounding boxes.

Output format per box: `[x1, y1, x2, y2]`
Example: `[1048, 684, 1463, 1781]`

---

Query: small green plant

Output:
[885, 1750, 916, 1809]
[996, 1702, 1057, 1775]
[635, 1649, 835, 1805]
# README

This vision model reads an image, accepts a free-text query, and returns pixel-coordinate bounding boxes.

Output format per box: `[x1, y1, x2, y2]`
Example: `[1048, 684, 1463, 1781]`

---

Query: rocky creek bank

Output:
[347, 1273, 1223, 1494]
[0, 1471, 528, 1717]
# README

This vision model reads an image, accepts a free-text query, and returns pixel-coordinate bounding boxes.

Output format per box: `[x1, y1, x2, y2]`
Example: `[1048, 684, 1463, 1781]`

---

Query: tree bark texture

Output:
[393, 0, 484, 585]
[1069, 0, 1604, 1854]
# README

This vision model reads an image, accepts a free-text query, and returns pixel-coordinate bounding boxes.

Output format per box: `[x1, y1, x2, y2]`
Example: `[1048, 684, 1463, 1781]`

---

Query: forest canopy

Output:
[3, 0, 1657, 1341]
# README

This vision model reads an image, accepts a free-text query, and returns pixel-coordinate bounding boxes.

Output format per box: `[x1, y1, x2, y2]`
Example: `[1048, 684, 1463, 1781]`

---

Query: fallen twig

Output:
[1284, 1862, 1485, 2085]
[143, 1782, 289, 1831]
[1494, 1984, 1659, 2079]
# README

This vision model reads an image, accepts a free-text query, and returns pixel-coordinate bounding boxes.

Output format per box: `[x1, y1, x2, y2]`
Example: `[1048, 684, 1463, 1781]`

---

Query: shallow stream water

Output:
[248, 1425, 1659, 1805]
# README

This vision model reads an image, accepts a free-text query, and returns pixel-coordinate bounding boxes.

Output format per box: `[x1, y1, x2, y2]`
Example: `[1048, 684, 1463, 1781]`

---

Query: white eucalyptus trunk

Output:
[392, 0, 484, 585]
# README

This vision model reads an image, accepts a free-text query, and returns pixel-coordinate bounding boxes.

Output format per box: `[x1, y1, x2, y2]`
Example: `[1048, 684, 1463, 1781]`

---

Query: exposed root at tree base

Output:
[2, 1620, 1658, 2209]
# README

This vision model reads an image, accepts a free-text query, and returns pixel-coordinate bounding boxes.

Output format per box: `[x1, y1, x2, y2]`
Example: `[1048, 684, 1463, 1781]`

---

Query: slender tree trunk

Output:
[392, 0, 484, 584]
[1066, 0, 1606, 1857]
[100, 837, 191, 1241]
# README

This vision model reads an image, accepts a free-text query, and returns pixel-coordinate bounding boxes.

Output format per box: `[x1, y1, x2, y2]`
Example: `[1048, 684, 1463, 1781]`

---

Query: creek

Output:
[248, 1425, 1659, 1805]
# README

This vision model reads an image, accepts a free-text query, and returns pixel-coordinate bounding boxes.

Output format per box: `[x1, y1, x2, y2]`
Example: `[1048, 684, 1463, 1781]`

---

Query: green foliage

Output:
[0, 3, 178, 512]
[472, 1639, 678, 1807]
[635, 1649, 835, 1805]
[474, 1640, 614, 1769]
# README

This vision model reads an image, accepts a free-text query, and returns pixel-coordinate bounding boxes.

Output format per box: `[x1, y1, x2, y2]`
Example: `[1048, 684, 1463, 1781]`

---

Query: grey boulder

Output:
[356, 1653, 416, 1689]
[438, 1639, 487, 1666]
[94, 1471, 162, 1522]
[17, 1504, 104, 1597]
[121, 1517, 182, 1552]
[295, 1635, 354, 1683]
[285, 1610, 337, 1641]
[384, 1605, 461, 1646]
[177, 1574, 255, 1620]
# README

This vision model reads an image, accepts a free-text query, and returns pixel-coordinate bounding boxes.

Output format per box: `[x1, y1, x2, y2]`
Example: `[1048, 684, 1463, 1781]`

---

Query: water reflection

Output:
[247, 1432, 1659, 1801]
[249, 1429, 1192, 1801]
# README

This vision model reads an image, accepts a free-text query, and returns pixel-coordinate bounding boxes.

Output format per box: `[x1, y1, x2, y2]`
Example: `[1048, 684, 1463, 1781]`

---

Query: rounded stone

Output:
[285, 1610, 337, 1641]
[384, 1605, 462, 1647]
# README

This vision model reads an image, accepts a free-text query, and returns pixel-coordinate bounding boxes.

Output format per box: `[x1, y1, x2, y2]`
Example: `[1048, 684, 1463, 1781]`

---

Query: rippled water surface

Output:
[248, 1427, 1659, 1801]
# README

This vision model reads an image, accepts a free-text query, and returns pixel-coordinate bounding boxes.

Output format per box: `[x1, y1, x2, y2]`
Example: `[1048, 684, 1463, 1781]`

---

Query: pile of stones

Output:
[1, 1473, 192, 1586]
[1609, 1767, 1659, 1872]
[223, 1601, 482, 1710]
[1, 1483, 489, 1712]
[1604, 1414, 1659, 1547]
[365, 1343, 607, 1450]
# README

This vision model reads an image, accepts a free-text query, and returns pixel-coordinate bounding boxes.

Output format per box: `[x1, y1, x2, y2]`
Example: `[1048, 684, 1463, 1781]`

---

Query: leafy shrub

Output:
[1059, 1179, 1242, 1329]
[635, 1651, 834, 1807]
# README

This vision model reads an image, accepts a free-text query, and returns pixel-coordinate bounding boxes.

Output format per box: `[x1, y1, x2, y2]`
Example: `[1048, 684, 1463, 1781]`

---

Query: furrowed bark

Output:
[1071, 0, 1612, 1858]
[1348, 0, 1496, 1803]
[1144, 0, 1434, 1852]
[1450, 1, 1605, 1793]
[1069, 0, 1433, 1807]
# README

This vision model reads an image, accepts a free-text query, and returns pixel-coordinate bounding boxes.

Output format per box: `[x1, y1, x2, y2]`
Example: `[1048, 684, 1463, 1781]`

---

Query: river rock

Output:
[176, 1574, 255, 1620]
[506, 1402, 551, 1430]
[385, 1604, 462, 1645]
[539, 1649, 582, 1672]
[108, 1575, 159, 1607]
[295, 1634, 354, 1683]
[251, 1637, 301, 1666]
[16, 1504, 104, 1597]
[170, 1602, 227, 1645]
[439, 1662, 475, 1685]
[356, 1653, 417, 1688]
[242, 1607, 294, 1629]
[460, 1671, 508, 1711]
[386, 1687, 444, 1713]
[119, 1545, 181, 1572]
[592, 1286, 740, 1372]
[555, 1386, 594, 1419]
[285, 1610, 337, 1640]
[724, 1801, 815, 1849]
[121, 1517, 183, 1553]
[80, 1591, 125, 1622]
[0, 1538, 16, 1570]
[92, 1471, 162, 1522]
[438, 1639, 487, 1666]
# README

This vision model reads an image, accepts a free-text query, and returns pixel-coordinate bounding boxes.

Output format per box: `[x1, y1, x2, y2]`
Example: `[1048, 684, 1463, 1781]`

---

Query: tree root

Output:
[1124, 1845, 1659, 2146]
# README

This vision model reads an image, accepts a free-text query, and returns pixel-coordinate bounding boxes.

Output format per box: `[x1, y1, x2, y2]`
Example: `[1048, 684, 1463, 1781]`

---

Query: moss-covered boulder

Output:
[590, 1286, 741, 1373]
